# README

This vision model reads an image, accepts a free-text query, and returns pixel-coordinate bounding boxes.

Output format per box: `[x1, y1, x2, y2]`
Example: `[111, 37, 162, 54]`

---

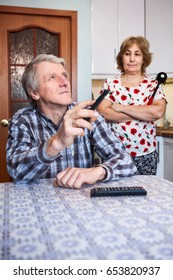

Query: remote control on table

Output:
[90, 186, 147, 197]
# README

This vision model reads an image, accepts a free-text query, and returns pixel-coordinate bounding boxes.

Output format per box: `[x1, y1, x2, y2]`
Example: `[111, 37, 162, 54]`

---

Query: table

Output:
[0, 175, 173, 260]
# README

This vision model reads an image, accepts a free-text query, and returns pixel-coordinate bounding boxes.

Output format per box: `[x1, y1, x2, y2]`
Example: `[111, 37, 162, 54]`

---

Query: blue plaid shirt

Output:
[6, 103, 136, 182]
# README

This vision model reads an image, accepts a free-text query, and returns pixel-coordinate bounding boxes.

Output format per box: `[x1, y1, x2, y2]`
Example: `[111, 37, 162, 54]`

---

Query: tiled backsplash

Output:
[92, 79, 104, 100]
[92, 78, 173, 127]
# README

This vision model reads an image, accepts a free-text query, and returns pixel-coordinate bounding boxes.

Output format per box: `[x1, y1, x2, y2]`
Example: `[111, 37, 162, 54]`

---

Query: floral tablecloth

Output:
[0, 175, 173, 260]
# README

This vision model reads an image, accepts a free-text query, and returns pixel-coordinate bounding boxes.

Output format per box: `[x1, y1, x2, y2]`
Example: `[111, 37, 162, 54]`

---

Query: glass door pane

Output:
[9, 28, 59, 116]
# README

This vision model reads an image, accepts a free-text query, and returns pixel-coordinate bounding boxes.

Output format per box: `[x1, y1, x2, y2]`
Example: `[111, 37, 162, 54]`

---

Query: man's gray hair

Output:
[21, 54, 66, 106]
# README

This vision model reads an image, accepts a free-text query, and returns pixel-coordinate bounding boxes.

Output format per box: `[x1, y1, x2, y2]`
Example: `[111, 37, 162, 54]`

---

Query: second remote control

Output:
[90, 186, 147, 197]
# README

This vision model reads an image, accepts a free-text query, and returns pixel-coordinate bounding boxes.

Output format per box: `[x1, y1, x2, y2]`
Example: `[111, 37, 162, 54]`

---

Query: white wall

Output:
[0, 0, 92, 102]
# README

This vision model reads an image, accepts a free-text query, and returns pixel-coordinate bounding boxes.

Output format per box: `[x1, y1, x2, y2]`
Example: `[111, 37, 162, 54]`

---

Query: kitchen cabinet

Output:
[156, 136, 164, 178]
[91, 0, 173, 78]
[91, 0, 144, 78]
[146, 0, 173, 76]
[164, 138, 173, 182]
[91, 0, 119, 77]
[156, 136, 173, 182]
[118, 0, 145, 48]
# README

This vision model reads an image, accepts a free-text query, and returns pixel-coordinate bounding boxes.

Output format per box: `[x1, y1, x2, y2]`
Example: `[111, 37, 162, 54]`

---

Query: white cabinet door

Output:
[91, 0, 119, 76]
[91, 0, 144, 78]
[164, 138, 173, 182]
[92, 0, 173, 77]
[119, 0, 145, 44]
[146, 0, 173, 76]
[156, 136, 164, 178]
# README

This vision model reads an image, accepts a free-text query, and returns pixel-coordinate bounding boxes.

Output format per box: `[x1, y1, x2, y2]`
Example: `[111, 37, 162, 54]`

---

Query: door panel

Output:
[0, 6, 77, 182]
[9, 27, 60, 116]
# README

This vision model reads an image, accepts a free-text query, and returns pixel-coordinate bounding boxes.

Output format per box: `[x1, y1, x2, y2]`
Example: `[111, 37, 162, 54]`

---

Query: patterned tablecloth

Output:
[0, 175, 173, 260]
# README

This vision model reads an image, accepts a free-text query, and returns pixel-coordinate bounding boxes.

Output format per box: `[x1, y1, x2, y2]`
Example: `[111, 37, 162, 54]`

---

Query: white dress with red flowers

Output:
[102, 75, 166, 157]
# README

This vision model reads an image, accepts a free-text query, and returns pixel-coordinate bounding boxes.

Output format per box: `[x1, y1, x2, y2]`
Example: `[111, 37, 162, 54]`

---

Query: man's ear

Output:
[29, 90, 40, 101]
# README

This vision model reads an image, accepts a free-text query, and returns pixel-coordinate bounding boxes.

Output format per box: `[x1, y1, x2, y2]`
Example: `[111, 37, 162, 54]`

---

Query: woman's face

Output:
[122, 43, 143, 75]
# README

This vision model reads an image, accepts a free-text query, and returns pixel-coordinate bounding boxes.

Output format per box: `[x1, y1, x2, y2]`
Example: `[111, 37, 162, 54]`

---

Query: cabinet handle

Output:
[157, 141, 160, 163]
[114, 48, 116, 70]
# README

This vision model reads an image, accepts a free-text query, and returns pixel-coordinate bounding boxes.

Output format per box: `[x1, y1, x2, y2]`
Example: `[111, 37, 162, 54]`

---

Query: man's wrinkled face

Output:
[33, 61, 72, 108]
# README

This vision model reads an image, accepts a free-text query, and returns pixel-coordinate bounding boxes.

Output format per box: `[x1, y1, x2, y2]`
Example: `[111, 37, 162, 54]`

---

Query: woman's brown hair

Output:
[116, 36, 153, 74]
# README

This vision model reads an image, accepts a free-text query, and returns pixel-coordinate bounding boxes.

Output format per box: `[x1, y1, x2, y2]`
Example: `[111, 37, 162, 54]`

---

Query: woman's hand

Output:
[98, 99, 134, 123]
[112, 103, 124, 112]
[112, 99, 166, 122]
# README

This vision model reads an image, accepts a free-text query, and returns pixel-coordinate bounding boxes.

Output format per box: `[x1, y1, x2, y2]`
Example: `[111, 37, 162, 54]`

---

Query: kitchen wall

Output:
[92, 78, 173, 127]
[0, 0, 92, 102]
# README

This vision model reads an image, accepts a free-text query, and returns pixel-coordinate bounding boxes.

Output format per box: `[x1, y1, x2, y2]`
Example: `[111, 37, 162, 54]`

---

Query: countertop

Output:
[156, 126, 173, 138]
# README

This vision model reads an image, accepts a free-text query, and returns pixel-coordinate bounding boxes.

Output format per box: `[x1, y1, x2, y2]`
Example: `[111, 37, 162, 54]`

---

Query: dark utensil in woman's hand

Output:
[147, 72, 167, 105]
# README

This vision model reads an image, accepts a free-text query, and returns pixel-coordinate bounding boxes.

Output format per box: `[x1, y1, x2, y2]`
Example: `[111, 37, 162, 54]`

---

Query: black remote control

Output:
[90, 186, 147, 197]
[85, 89, 111, 121]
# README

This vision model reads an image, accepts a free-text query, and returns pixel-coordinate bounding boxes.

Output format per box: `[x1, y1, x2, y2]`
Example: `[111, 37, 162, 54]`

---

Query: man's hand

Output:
[47, 100, 99, 157]
[54, 166, 107, 189]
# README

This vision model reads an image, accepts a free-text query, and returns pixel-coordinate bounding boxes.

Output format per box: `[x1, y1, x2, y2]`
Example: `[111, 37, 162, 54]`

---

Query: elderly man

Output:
[6, 54, 136, 188]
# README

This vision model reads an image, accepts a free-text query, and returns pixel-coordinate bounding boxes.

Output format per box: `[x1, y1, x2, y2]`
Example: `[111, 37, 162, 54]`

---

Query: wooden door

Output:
[0, 6, 77, 182]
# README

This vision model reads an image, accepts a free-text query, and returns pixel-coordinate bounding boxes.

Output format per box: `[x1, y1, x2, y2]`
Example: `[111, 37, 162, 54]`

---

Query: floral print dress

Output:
[101, 75, 166, 157]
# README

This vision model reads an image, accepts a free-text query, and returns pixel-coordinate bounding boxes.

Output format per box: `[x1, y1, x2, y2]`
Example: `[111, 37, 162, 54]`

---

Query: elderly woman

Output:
[98, 36, 167, 175]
